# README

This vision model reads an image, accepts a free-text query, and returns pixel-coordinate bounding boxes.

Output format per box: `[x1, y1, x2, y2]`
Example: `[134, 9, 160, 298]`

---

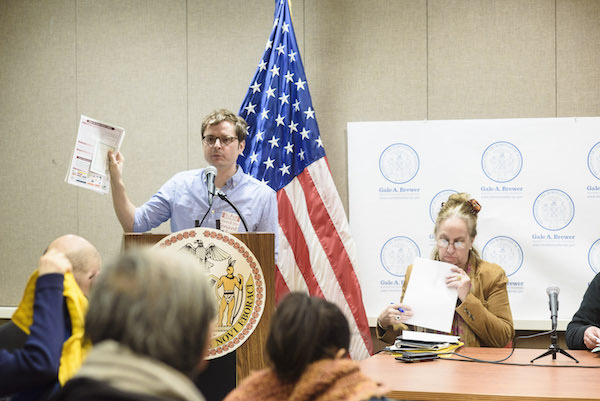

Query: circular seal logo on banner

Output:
[481, 141, 523, 183]
[588, 239, 600, 274]
[154, 228, 265, 359]
[532, 189, 575, 231]
[429, 189, 458, 223]
[482, 236, 524, 277]
[587, 142, 600, 181]
[379, 143, 420, 184]
[380, 236, 421, 277]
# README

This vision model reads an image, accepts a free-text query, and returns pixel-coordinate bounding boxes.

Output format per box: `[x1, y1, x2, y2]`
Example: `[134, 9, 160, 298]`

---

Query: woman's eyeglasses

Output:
[437, 238, 467, 250]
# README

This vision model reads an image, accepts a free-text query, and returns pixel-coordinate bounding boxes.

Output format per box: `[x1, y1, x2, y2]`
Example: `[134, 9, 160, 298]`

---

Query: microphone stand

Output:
[214, 190, 249, 232]
[530, 326, 579, 363]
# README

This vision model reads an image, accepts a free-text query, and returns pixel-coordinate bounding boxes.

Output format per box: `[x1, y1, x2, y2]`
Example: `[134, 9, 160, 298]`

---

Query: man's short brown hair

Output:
[201, 109, 248, 142]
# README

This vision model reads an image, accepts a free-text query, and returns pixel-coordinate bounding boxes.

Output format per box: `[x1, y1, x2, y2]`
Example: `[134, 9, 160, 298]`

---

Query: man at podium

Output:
[108, 109, 277, 244]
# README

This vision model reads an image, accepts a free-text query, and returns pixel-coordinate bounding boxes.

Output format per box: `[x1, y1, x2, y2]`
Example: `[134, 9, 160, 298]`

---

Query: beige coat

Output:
[377, 259, 514, 347]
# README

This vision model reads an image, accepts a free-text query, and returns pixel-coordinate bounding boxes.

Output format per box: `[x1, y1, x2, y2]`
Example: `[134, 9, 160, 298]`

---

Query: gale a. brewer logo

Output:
[380, 236, 421, 277]
[588, 239, 600, 274]
[481, 141, 523, 183]
[155, 228, 265, 359]
[379, 143, 420, 184]
[482, 236, 523, 277]
[429, 189, 458, 223]
[532, 189, 575, 231]
[587, 142, 600, 180]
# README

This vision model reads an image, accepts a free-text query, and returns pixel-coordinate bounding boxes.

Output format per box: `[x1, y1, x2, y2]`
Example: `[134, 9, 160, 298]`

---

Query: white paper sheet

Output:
[65, 115, 125, 194]
[402, 257, 458, 333]
[400, 330, 460, 344]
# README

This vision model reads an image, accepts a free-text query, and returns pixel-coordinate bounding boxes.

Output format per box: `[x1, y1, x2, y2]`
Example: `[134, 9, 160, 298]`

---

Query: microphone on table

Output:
[546, 285, 560, 331]
[204, 165, 217, 207]
[530, 285, 578, 363]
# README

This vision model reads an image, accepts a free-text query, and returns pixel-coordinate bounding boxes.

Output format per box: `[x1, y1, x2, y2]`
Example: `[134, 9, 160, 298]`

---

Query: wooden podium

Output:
[124, 232, 275, 394]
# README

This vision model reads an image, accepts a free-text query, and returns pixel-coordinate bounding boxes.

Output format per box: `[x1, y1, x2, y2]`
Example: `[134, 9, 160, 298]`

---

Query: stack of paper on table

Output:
[400, 330, 460, 344]
[385, 330, 462, 354]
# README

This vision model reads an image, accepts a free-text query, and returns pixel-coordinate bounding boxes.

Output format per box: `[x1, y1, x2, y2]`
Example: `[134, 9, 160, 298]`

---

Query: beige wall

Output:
[1, 0, 599, 307]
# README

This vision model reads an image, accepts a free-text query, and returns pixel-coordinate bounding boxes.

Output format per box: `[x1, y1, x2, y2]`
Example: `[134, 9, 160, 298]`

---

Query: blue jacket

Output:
[0, 274, 64, 397]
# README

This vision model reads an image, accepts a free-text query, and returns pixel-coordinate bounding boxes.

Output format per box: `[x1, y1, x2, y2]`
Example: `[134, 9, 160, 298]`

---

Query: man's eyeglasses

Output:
[202, 135, 238, 147]
[437, 238, 467, 250]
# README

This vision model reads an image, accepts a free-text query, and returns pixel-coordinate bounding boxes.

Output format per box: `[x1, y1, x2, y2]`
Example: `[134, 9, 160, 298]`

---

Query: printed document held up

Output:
[65, 115, 125, 194]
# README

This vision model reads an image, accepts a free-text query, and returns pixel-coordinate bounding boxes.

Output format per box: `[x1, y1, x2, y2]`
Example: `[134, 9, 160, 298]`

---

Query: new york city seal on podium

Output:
[155, 228, 265, 359]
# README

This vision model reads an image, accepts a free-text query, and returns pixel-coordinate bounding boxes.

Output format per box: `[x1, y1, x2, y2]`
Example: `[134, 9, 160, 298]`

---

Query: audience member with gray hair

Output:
[51, 247, 216, 401]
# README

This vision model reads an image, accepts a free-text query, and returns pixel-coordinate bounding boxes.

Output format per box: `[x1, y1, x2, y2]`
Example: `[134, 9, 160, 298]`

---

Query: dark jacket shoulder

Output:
[50, 377, 164, 401]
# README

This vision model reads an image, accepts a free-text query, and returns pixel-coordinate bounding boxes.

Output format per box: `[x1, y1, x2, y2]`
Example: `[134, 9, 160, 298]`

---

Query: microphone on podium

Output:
[546, 285, 559, 331]
[205, 165, 217, 207]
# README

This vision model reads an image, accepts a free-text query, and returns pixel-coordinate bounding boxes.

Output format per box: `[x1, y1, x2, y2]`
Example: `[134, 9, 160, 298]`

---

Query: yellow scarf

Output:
[11, 270, 91, 385]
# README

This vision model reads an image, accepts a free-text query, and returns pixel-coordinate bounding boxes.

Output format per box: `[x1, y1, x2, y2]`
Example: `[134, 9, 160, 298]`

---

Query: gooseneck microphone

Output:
[215, 190, 249, 232]
[546, 285, 560, 331]
[205, 165, 217, 207]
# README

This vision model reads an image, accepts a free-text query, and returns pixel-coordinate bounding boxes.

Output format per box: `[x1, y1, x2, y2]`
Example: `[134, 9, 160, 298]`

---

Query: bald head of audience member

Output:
[46, 235, 101, 297]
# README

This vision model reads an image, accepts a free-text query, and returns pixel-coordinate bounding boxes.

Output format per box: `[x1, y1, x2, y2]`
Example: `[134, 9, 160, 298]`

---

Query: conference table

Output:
[360, 347, 600, 400]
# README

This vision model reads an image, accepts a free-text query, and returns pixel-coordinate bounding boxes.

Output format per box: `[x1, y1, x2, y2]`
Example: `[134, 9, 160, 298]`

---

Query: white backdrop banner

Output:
[347, 117, 600, 330]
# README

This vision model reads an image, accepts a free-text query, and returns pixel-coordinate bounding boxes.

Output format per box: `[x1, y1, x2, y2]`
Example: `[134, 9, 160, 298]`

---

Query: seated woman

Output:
[377, 193, 514, 347]
[224, 292, 390, 401]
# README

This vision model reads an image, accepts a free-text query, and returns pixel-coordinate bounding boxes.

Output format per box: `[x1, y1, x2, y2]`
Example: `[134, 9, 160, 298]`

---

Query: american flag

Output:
[238, 0, 372, 359]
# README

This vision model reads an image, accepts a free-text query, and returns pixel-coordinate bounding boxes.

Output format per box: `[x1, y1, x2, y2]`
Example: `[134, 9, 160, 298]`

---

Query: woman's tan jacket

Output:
[377, 259, 514, 348]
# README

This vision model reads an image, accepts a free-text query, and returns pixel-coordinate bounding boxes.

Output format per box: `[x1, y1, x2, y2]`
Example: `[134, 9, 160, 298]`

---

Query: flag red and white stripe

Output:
[275, 158, 372, 359]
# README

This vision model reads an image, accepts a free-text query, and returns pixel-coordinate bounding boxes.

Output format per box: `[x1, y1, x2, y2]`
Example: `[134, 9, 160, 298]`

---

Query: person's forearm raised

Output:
[109, 150, 135, 232]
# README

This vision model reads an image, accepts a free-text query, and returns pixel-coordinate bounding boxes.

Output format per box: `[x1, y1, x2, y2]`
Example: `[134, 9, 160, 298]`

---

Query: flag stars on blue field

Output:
[284, 142, 294, 154]
[275, 114, 285, 126]
[279, 93, 289, 105]
[237, 0, 327, 191]
[304, 107, 315, 119]
[264, 157, 275, 170]
[298, 149, 305, 161]
[279, 163, 290, 176]
[244, 102, 256, 115]
[288, 121, 298, 133]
